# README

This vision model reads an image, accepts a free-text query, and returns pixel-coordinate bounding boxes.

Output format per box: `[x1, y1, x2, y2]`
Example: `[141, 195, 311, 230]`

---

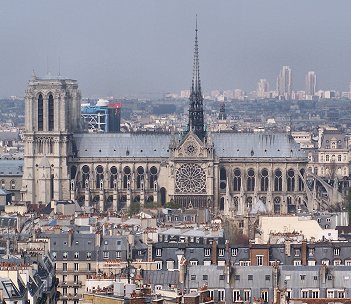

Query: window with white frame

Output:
[74, 252, 79, 259]
[204, 248, 211, 257]
[337, 290, 345, 298]
[240, 261, 251, 266]
[155, 248, 162, 257]
[166, 260, 174, 271]
[334, 248, 340, 256]
[63, 252, 68, 259]
[345, 260, 351, 266]
[189, 260, 198, 266]
[308, 260, 316, 266]
[218, 289, 225, 302]
[231, 248, 238, 256]
[87, 252, 91, 259]
[327, 290, 334, 298]
[156, 261, 162, 270]
[204, 260, 211, 266]
[256, 255, 264, 266]
[322, 259, 329, 266]
[243, 290, 251, 302]
[74, 263, 79, 271]
[260, 290, 268, 302]
[334, 259, 342, 266]
[311, 290, 319, 298]
[103, 251, 109, 259]
[116, 251, 121, 258]
[218, 248, 225, 256]
[232, 290, 240, 302]
[301, 290, 308, 298]
[294, 260, 302, 266]
[308, 248, 315, 256]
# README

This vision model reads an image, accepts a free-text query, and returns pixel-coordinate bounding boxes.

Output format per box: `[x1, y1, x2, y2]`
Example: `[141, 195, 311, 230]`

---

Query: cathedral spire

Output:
[188, 15, 205, 140]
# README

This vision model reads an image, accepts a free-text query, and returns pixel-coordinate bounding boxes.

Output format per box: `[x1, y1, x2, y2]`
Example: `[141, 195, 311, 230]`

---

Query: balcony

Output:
[58, 281, 83, 288]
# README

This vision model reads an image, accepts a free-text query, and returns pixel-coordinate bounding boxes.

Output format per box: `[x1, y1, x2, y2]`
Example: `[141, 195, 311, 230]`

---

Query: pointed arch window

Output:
[220, 167, 227, 191]
[48, 94, 54, 131]
[137, 166, 144, 189]
[82, 165, 90, 189]
[110, 166, 118, 189]
[233, 169, 241, 191]
[274, 169, 282, 191]
[247, 169, 255, 191]
[123, 166, 131, 189]
[38, 94, 43, 131]
[287, 169, 295, 192]
[149, 166, 158, 190]
[260, 169, 269, 191]
[95, 165, 104, 189]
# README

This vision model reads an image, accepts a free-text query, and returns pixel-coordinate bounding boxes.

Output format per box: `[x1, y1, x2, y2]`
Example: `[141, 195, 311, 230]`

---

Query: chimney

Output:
[147, 244, 153, 262]
[211, 240, 217, 265]
[301, 239, 307, 266]
[68, 229, 73, 247]
[95, 231, 101, 247]
[284, 240, 291, 257]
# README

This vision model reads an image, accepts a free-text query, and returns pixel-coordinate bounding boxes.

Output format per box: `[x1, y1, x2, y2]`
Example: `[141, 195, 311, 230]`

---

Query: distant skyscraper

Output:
[276, 66, 292, 99]
[305, 71, 317, 96]
[257, 79, 269, 98]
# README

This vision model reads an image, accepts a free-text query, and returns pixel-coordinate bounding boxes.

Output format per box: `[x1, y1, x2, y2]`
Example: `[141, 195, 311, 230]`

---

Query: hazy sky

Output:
[1, 0, 351, 98]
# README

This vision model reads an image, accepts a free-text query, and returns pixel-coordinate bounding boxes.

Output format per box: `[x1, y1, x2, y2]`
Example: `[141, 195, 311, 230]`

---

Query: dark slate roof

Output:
[143, 270, 179, 286]
[212, 133, 306, 158]
[73, 132, 305, 159]
[73, 133, 171, 158]
[0, 160, 23, 176]
[0, 131, 19, 141]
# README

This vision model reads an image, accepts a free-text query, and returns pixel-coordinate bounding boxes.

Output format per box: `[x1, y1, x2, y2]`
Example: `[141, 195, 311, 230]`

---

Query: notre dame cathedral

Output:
[21, 26, 311, 216]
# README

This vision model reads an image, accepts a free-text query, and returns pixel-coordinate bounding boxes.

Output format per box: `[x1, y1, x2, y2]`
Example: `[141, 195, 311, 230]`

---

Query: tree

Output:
[129, 202, 140, 216]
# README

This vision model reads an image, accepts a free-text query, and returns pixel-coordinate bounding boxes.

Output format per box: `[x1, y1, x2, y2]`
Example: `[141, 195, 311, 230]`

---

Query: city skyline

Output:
[1, 0, 351, 98]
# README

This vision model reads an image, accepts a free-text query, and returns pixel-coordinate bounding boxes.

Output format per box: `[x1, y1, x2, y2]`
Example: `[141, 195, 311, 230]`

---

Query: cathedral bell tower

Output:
[21, 74, 81, 204]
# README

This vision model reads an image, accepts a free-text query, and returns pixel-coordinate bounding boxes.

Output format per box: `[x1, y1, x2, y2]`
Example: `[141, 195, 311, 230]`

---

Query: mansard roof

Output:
[73, 132, 306, 159]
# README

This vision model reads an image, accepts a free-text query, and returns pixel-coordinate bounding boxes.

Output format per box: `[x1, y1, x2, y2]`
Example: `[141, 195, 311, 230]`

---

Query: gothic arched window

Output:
[274, 196, 281, 214]
[260, 168, 269, 191]
[247, 169, 255, 191]
[233, 169, 241, 191]
[287, 169, 295, 192]
[110, 166, 118, 189]
[123, 166, 131, 189]
[82, 165, 90, 188]
[220, 167, 226, 191]
[136, 166, 144, 189]
[149, 166, 158, 189]
[274, 169, 282, 191]
[48, 94, 54, 131]
[95, 165, 104, 189]
[38, 94, 43, 131]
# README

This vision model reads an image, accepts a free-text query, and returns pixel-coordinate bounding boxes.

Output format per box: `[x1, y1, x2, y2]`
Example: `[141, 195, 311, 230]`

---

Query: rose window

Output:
[175, 163, 206, 193]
